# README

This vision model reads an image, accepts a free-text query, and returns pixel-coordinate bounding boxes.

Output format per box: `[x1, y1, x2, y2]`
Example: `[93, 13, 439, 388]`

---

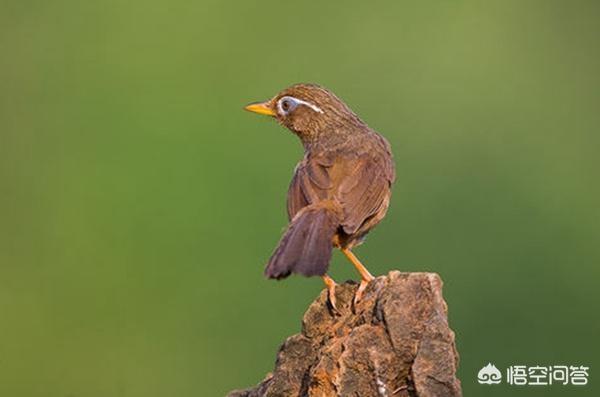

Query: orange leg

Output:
[322, 274, 338, 314]
[341, 248, 374, 304]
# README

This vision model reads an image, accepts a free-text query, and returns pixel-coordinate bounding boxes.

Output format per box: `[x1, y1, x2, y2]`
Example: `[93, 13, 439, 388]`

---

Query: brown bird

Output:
[245, 83, 395, 310]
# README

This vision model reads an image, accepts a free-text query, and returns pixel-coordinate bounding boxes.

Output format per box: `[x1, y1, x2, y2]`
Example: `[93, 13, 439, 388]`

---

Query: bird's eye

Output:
[277, 96, 298, 115]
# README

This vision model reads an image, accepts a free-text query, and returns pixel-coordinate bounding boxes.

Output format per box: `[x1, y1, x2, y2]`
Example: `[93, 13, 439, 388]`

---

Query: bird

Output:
[244, 83, 395, 311]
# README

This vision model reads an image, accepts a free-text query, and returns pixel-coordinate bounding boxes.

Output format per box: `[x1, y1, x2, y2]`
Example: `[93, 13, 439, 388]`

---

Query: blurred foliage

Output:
[1, 1, 599, 396]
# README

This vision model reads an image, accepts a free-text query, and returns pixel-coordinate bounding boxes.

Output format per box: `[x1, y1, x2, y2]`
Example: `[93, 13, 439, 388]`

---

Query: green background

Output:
[1, 1, 598, 396]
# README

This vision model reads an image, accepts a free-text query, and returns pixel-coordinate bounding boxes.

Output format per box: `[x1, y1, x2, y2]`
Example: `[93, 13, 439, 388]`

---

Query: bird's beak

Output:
[244, 101, 276, 116]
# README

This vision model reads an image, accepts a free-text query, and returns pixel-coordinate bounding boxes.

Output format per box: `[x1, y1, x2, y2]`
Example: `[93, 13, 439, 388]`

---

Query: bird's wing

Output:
[335, 155, 393, 235]
[286, 156, 332, 221]
[287, 152, 393, 235]
[286, 164, 309, 221]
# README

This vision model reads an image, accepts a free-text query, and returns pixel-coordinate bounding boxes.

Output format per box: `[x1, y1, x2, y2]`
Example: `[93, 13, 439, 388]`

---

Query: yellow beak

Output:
[244, 101, 276, 116]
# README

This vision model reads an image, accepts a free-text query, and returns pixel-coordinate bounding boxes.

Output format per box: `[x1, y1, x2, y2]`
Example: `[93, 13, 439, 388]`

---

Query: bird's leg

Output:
[321, 274, 339, 314]
[341, 248, 375, 305]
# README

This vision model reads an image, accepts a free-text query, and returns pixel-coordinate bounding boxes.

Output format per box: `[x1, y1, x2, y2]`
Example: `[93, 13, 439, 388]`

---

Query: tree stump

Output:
[228, 271, 462, 397]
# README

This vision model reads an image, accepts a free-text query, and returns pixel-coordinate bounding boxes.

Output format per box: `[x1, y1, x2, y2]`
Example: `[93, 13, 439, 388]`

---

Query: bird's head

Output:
[245, 83, 362, 142]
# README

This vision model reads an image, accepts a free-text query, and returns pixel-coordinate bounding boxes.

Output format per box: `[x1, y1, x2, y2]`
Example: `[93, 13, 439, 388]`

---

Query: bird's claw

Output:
[353, 278, 370, 307]
[327, 285, 340, 315]
[322, 274, 340, 315]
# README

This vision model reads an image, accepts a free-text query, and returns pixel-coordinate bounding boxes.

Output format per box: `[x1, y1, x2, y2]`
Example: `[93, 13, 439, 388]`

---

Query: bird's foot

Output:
[322, 274, 339, 315]
[353, 275, 374, 307]
[341, 248, 375, 307]
[327, 285, 339, 315]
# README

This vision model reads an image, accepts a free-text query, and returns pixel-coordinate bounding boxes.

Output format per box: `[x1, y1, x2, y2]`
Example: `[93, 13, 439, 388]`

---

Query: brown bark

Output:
[228, 271, 462, 397]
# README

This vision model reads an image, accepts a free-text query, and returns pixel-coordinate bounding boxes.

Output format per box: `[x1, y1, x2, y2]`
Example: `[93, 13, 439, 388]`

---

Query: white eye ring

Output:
[277, 96, 323, 116]
[278, 97, 295, 115]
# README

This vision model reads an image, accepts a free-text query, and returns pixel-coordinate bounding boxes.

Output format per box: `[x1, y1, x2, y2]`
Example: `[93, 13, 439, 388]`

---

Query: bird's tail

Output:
[265, 202, 341, 279]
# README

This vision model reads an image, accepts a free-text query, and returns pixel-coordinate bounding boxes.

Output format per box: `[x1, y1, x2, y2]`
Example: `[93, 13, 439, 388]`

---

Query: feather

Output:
[265, 203, 340, 279]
